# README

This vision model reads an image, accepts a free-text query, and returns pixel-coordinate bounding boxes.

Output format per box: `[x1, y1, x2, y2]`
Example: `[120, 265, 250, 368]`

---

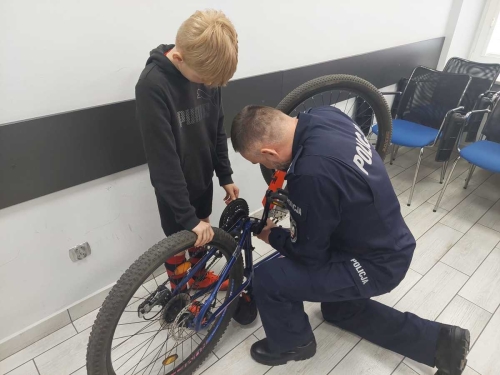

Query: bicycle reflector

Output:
[163, 354, 178, 365]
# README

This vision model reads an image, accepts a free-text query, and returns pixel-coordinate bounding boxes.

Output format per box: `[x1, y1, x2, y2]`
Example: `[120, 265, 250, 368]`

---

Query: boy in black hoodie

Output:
[135, 10, 239, 291]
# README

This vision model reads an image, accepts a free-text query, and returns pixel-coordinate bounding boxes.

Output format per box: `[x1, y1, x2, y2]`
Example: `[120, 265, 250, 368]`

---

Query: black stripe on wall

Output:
[0, 37, 444, 210]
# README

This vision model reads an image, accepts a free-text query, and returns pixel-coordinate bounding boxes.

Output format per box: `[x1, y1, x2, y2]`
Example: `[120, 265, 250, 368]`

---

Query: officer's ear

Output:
[260, 148, 279, 158]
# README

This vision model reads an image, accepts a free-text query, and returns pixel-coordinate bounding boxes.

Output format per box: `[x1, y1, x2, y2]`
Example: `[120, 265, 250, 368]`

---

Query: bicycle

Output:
[86, 74, 392, 375]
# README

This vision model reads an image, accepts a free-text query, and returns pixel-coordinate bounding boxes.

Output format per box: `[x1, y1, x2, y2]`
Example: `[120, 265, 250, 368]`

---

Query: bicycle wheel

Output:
[87, 228, 243, 375]
[260, 74, 393, 184]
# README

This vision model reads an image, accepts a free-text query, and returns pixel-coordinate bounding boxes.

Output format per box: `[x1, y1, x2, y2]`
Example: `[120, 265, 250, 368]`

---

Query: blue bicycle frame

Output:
[169, 216, 280, 332]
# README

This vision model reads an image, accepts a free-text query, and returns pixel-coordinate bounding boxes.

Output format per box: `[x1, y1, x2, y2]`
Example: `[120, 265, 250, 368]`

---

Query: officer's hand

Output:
[256, 219, 277, 244]
[223, 183, 240, 205]
[192, 220, 214, 247]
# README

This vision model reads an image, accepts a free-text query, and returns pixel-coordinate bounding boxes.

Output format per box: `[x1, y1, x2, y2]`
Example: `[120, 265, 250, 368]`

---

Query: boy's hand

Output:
[192, 220, 214, 247]
[256, 219, 277, 244]
[223, 183, 240, 204]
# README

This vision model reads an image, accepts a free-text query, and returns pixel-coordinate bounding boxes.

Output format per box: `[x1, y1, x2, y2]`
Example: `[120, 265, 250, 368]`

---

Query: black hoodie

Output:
[135, 44, 233, 231]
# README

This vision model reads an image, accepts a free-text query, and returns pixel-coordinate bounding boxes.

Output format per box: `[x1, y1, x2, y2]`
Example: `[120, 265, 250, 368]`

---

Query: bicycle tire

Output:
[87, 228, 243, 375]
[260, 74, 393, 185]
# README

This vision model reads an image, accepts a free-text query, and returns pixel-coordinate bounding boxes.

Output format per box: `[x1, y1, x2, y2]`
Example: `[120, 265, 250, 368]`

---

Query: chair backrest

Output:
[396, 66, 471, 130]
[482, 95, 500, 143]
[444, 58, 500, 141]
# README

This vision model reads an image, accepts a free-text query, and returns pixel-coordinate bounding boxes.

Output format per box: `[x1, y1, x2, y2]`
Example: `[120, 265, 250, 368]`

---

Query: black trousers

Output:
[253, 256, 440, 367]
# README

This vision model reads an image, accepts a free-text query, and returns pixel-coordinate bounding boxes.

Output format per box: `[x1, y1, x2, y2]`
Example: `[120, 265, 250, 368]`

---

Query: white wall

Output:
[438, 0, 487, 69]
[0, 143, 268, 341]
[0, 0, 454, 341]
[0, 0, 455, 125]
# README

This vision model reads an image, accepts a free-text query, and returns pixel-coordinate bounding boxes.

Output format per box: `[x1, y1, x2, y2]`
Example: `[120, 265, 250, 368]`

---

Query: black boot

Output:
[250, 338, 316, 366]
[434, 324, 470, 375]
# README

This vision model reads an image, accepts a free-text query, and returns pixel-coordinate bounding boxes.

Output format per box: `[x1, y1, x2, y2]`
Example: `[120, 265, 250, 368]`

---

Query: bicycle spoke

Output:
[123, 323, 170, 375]
[131, 338, 191, 375]
[115, 326, 164, 372]
[142, 284, 152, 295]
[334, 91, 342, 108]
[344, 93, 351, 113]
[128, 323, 162, 375]
[347, 96, 358, 115]
[112, 320, 159, 350]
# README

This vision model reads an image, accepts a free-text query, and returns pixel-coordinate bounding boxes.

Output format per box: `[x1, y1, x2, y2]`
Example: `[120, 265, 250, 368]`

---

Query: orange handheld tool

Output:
[262, 170, 286, 208]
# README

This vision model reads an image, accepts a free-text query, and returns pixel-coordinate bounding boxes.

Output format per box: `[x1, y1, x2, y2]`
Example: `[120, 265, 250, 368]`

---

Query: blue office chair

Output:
[433, 93, 500, 212]
[372, 66, 471, 206]
[433, 58, 500, 176]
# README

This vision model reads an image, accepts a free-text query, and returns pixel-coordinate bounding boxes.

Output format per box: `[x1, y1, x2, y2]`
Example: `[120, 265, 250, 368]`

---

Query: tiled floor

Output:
[2, 146, 500, 375]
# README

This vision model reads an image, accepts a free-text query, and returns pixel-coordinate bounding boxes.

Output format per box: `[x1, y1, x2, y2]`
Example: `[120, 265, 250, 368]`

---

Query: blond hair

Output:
[176, 10, 238, 87]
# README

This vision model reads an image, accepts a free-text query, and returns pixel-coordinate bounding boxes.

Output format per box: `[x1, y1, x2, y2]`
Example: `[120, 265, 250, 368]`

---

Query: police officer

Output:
[230, 105, 469, 375]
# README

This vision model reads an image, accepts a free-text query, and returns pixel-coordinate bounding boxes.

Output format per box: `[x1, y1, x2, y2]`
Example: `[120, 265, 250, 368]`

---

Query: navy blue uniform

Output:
[254, 106, 440, 366]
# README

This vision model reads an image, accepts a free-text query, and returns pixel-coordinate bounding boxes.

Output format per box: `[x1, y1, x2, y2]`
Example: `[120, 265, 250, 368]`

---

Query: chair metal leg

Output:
[407, 148, 424, 207]
[440, 160, 449, 184]
[434, 156, 460, 212]
[390, 144, 399, 165]
[464, 164, 476, 190]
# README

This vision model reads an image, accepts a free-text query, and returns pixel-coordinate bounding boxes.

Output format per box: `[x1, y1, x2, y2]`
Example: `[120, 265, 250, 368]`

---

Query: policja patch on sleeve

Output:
[290, 215, 298, 243]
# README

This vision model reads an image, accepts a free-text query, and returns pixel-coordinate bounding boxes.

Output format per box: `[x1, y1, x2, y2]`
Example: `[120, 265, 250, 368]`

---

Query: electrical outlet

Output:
[69, 242, 91, 262]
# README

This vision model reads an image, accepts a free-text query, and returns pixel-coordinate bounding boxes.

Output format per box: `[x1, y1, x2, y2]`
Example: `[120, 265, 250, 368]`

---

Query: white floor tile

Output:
[405, 361, 482, 375]
[210, 315, 262, 358]
[394, 262, 468, 320]
[373, 269, 422, 307]
[427, 177, 478, 212]
[457, 167, 492, 187]
[398, 177, 445, 214]
[0, 311, 72, 362]
[398, 198, 415, 217]
[390, 148, 420, 169]
[440, 194, 495, 233]
[410, 223, 463, 275]
[73, 308, 99, 333]
[403, 358, 435, 375]
[391, 165, 438, 194]
[437, 295, 491, 345]
[467, 304, 500, 375]
[462, 367, 481, 375]
[441, 224, 500, 275]
[34, 328, 90, 375]
[254, 302, 323, 340]
[69, 366, 86, 375]
[3, 361, 38, 375]
[392, 362, 419, 375]
[329, 339, 402, 375]
[385, 163, 406, 179]
[0, 325, 76, 375]
[391, 149, 435, 170]
[68, 286, 111, 321]
[202, 335, 269, 375]
[193, 351, 218, 375]
[403, 203, 448, 240]
[478, 199, 500, 232]
[253, 238, 274, 257]
[473, 174, 500, 202]
[459, 247, 500, 313]
[266, 322, 359, 375]
[427, 158, 470, 183]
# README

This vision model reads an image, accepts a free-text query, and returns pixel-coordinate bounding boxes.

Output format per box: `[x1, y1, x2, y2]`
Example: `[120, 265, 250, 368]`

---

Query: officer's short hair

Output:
[231, 105, 283, 153]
